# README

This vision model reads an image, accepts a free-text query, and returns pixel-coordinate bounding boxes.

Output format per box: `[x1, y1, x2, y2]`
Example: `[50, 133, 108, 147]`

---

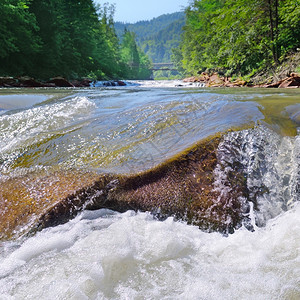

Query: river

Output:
[0, 81, 299, 299]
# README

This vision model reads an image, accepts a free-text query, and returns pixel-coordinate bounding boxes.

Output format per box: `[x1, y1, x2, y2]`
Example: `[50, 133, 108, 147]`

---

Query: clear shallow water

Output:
[0, 81, 299, 299]
[0, 84, 288, 174]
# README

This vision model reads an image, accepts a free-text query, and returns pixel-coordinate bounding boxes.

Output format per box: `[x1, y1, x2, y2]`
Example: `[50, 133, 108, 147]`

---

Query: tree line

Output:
[140, 17, 185, 63]
[173, 0, 300, 77]
[0, 0, 152, 80]
[115, 12, 185, 63]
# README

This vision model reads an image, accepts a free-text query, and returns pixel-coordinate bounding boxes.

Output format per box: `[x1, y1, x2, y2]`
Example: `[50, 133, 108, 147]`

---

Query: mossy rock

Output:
[1, 133, 253, 240]
[0, 169, 101, 240]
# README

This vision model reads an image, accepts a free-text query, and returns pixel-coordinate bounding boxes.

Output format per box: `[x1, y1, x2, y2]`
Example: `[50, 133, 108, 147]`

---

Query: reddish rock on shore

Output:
[263, 73, 300, 88]
[183, 72, 300, 88]
[0, 77, 129, 88]
[0, 76, 76, 88]
[47, 76, 74, 87]
[278, 73, 300, 88]
[183, 72, 245, 87]
[71, 78, 92, 87]
[18, 76, 43, 87]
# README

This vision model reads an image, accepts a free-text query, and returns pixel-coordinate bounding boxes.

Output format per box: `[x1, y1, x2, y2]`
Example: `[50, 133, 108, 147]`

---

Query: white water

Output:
[0, 204, 299, 300]
[214, 126, 300, 229]
[129, 80, 206, 88]
[93, 80, 205, 88]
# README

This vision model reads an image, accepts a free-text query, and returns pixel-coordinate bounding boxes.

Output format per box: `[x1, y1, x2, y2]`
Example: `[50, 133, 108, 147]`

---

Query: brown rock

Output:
[208, 73, 225, 87]
[71, 78, 92, 87]
[70, 80, 82, 87]
[263, 80, 284, 88]
[225, 80, 247, 87]
[278, 76, 300, 88]
[18, 76, 43, 87]
[35, 135, 246, 234]
[198, 72, 210, 82]
[1, 132, 254, 239]
[0, 169, 101, 240]
[183, 76, 199, 83]
[117, 80, 127, 86]
[48, 77, 74, 87]
[0, 77, 18, 87]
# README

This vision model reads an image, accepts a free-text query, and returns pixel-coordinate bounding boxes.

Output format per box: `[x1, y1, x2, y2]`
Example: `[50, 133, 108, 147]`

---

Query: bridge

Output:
[151, 63, 177, 71]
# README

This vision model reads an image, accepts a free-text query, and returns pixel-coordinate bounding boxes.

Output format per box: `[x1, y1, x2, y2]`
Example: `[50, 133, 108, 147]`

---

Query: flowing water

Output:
[0, 81, 299, 299]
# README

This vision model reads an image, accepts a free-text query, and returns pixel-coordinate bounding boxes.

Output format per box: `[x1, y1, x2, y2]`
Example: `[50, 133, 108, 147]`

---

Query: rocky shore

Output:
[1, 73, 299, 89]
[183, 72, 300, 88]
[0, 76, 127, 88]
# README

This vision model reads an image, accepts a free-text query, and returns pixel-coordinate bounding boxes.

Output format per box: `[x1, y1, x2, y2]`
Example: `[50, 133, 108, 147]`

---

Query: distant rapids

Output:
[0, 81, 299, 299]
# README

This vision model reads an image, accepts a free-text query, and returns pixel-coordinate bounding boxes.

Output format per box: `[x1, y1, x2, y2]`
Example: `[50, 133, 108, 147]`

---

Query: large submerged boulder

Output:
[0, 169, 101, 240]
[1, 133, 253, 240]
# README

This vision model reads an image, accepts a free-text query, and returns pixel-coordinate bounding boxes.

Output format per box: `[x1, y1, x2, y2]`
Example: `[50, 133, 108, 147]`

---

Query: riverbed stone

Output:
[208, 73, 225, 87]
[0, 131, 253, 240]
[117, 80, 127, 86]
[0, 169, 101, 240]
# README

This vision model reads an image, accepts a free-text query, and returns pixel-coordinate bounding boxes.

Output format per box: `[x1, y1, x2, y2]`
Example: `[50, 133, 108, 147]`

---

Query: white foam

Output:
[129, 80, 205, 88]
[214, 126, 299, 228]
[0, 203, 299, 299]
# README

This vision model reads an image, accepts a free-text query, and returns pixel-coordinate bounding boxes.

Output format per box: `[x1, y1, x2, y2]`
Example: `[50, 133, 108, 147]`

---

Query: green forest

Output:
[1, 0, 299, 81]
[115, 12, 185, 63]
[174, 0, 300, 77]
[0, 0, 152, 80]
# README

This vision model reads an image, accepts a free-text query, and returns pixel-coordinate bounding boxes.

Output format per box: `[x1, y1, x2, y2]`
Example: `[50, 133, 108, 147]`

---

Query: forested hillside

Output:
[174, 0, 300, 77]
[0, 0, 151, 80]
[140, 17, 185, 63]
[115, 12, 185, 63]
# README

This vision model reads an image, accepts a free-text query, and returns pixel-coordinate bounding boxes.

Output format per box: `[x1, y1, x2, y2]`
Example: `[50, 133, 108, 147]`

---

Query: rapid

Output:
[0, 81, 299, 299]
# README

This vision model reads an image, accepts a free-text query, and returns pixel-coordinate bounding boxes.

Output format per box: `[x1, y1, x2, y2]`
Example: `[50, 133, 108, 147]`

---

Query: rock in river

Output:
[0, 133, 253, 240]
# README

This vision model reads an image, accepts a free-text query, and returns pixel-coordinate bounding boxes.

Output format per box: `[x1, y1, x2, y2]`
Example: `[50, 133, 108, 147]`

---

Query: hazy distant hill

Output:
[115, 12, 185, 63]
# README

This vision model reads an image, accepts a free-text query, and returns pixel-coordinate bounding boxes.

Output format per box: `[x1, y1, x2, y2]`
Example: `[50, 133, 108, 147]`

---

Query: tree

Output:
[176, 0, 300, 76]
[29, 0, 103, 78]
[0, 0, 40, 76]
[0, 0, 151, 80]
[120, 29, 152, 79]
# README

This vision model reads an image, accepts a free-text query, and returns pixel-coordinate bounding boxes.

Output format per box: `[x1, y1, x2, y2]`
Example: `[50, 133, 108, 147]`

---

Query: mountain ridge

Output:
[115, 12, 185, 63]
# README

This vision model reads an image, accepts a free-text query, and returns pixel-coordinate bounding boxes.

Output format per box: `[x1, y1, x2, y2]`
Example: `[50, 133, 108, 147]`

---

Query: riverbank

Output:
[2, 52, 300, 89]
[183, 52, 300, 88]
[2, 74, 299, 89]
[0, 76, 128, 88]
[183, 72, 300, 88]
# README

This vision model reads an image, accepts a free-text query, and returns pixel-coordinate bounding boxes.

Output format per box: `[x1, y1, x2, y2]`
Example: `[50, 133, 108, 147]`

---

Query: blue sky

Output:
[95, 0, 189, 23]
